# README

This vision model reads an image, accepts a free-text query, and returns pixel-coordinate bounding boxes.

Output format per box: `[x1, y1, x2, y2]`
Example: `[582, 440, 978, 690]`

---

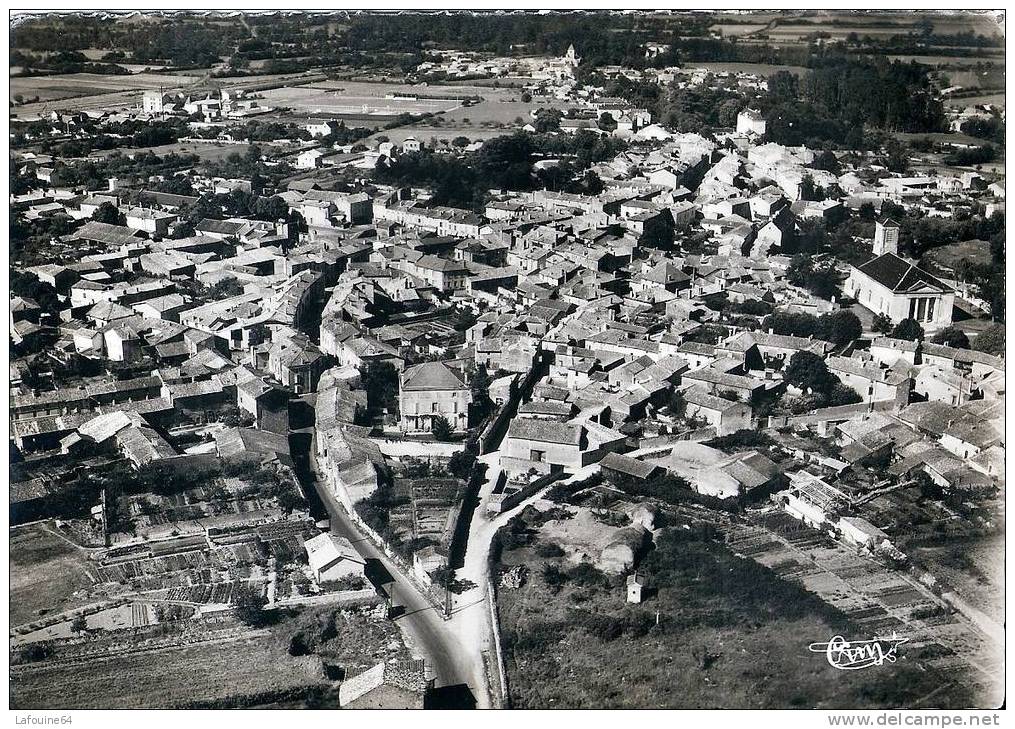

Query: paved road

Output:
[297, 430, 486, 707]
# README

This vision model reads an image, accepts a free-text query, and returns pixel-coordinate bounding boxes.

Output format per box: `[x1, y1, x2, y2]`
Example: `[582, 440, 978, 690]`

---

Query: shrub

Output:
[545, 473, 603, 504]
[972, 323, 1004, 355]
[890, 318, 925, 342]
[431, 415, 454, 442]
[704, 429, 775, 452]
[232, 582, 269, 627]
[12, 643, 53, 664]
[535, 542, 565, 558]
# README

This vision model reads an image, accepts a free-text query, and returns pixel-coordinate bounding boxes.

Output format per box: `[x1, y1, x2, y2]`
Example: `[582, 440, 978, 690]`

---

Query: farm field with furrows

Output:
[10, 631, 327, 709]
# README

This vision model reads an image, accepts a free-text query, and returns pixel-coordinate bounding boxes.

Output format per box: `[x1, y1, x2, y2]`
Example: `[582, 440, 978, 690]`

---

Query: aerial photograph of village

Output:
[7, 8, 1005, 714]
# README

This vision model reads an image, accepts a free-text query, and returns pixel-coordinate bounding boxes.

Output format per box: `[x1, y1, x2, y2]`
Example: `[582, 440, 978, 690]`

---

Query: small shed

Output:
[627, 573, 646, 604]
[599, 452, 663, 482]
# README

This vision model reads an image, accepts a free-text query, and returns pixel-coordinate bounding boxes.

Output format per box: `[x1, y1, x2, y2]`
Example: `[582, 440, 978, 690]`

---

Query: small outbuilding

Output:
[627, 573, 646, 604]
[304, 533, 367, 584]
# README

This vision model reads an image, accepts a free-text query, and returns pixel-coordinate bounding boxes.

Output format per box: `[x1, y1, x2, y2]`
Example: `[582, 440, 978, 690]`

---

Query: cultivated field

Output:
[440, 96, 563, 126]
[369, 125, 529, 147]
[888, 54, 1005, 68]
[86, 141, 256, 163]
[711, 11, 1004, 41]
[266, 79, 563, 141]
[11, 72, 191, 103]
[945, 93, 1005, 109]
[10, 632, 327, 709]
[922, 239, 994, 272]
[10, 524, 96, 627]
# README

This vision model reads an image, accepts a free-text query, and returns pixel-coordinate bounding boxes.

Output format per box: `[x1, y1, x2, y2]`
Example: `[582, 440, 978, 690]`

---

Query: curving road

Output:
[296, 429, 489, 708]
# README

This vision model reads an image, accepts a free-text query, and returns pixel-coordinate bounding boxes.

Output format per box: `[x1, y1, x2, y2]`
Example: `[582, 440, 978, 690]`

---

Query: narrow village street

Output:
[295, 414, 488, 708]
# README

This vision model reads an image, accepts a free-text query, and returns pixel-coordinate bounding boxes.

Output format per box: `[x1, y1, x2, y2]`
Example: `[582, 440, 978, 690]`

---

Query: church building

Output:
[844, 218, 954, 330]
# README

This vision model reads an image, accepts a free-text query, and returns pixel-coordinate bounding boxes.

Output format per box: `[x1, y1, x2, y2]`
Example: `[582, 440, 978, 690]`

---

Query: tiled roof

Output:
[855, 253, 952, 294]
[507, 418, 582, 446]
[400, 361, 466, 392]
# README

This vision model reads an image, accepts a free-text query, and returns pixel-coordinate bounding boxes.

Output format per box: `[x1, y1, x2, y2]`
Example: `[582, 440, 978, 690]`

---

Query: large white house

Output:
[736, 108, 767, 136]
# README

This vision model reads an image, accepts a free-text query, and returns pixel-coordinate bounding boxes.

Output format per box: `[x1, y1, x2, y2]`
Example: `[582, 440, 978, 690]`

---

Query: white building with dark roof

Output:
[844, 252, 954, 330]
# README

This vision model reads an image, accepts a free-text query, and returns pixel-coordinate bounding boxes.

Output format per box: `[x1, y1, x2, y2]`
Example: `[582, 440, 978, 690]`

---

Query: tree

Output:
[784, 351, 837, 396]
[972, 323, 1004, 356]
[451, 136, 470, 148]
[717, 99, 742, 128]
[533, 108, 562, 133]
[884, 138, 910, 174]
[786, 254, 839, 300]
[930, 326, 970, 350]
[667, 390, 687, 419]
[872, 313, 893, 334]
[766, 70, 799, 105]
[597, 112, 617, 132]
[91, 201, 126, 226]
[474, 132, 534, 190]
[891, 318, 925, 342]
[762, 310, 818, 338]
[251, 195, 289, 222]
[361, 361, 400, 417]
[814, 310, 862, 348]
[811, 149, 841, 175]
[469, 364, 494, 420]
[70, 615, 88, 633]
[277, 488, 304, 515]
[520, 91, 532, 103]
[431, 415, 453, 442]
[799, 174, 822, 202]
[232, 583, 268, 626]
[827, 383, 862, 407]
[447, 450, 476, 479]
[579, 170, 603, 195]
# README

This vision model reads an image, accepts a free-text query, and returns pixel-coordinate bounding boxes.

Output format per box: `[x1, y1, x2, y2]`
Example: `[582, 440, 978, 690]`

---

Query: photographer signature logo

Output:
[809, 633, 909, 670]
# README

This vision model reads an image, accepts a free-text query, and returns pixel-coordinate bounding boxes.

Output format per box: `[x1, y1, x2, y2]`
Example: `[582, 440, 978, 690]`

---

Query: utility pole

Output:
[444, 574, 452, 618]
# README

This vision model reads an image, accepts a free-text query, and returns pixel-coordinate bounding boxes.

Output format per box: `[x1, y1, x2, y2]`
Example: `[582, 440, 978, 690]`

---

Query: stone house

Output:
[398, 361, 472, 434]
